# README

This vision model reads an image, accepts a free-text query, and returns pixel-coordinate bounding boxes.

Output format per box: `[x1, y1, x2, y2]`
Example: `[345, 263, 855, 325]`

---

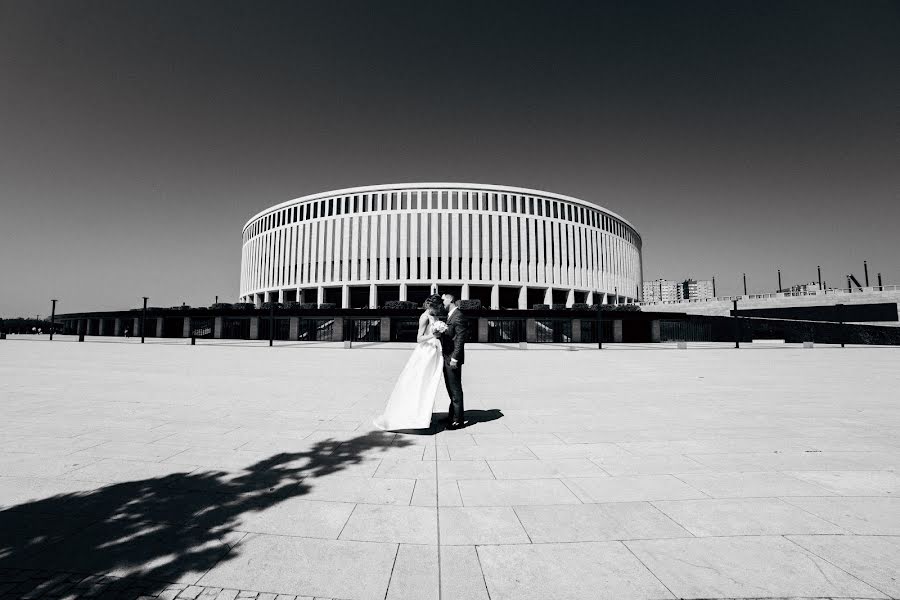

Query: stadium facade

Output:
[239, 183, 643, 309]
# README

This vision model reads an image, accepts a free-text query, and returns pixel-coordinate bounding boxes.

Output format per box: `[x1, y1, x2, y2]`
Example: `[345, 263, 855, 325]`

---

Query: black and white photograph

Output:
[1, 2, 898, 599]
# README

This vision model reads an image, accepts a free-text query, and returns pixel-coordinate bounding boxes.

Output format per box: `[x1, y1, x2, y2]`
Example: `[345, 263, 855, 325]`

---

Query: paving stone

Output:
[477, 542, 673, 600]
[486, 458, 607, 479]
[409, 478, 463, 506]
[339, 504, 437, 544]
[788, 534, 900, 598]
[625, 536, 886, 598]
[514, 501, 691, 542]
[235, 498, 356, 539]
[562, 474, 707, 502]
[298, 477, 415, 505]
[781, 496, 900, 534]
[651, 497, 846, 536]
[672, 471, 837, 498]
[783, 470, 900, 496]
[197, 534, 396, 600]
[456, 479, 581, 506]
[438, 507, 530, 545]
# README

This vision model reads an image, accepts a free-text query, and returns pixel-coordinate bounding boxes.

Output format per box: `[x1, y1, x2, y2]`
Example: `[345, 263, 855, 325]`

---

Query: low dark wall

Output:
[699, 315, 900, 345]
[733, 302, 898, 323]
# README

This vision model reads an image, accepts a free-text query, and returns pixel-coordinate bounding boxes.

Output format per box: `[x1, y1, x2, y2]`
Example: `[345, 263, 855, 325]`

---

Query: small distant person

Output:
[124, 328, 130, 338]
[32, 327, 36, 334]
[38, 328, 42, 334]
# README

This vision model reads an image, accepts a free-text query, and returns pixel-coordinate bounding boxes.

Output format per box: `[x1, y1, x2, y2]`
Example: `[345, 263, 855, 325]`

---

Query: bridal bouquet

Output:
[432, 321, 448, 334]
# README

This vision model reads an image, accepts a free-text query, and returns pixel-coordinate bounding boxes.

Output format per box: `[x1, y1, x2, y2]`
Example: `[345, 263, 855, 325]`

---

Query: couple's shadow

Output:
[393, 409, 504, 435]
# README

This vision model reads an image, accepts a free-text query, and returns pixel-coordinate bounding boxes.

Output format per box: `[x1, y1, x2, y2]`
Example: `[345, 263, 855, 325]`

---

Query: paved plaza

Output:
[1, 337, 898, 600]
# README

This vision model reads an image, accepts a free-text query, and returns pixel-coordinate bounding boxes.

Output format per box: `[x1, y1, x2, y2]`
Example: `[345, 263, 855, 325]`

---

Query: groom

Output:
[439, 293, 468, 429]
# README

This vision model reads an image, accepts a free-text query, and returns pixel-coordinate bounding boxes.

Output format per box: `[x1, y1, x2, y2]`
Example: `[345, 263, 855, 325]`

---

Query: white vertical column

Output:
[461, 212, 471, 281]
[340, 216, 350, 283]
[500, 214, 510, 282]
[528, 217, 537, 283]
[310, 221, 320, 285]
[278, 228, 285, 287]
[481, 211, 490, 283]
[326, 219, 336, 284]
[398, 212, 408, 280]
[379, 213, 388, 282]
[567, 224, 575, 287]
[430, 212, 439, 283]
[535, 218, 545, 284]
[553, 220, 562, 285]
[517, 214, 527, 283]
[491, 213, 500, 282]
[409, 212, 419, 280]
[350, 216, 359, 282]
[471, 211, 481, 281]
[440, 211, 450, 281]
[359, 215, 370, 282]
[450, 212, 460, 280]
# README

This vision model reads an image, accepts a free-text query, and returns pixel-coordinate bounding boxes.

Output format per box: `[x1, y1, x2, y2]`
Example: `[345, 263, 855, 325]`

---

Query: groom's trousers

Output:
[443, 362, 464, 423]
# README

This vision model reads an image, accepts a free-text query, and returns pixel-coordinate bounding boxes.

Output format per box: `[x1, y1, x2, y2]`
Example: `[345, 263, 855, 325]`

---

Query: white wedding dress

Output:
[373, 316, 444, 430]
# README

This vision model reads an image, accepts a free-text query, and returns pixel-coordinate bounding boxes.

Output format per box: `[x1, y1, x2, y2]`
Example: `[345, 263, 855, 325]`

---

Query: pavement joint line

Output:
[434, 426, 442, 600]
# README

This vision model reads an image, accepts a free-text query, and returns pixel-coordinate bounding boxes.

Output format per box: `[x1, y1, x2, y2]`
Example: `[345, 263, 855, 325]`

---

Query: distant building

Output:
[679, 279, 714, 300]
[239, 183, 644, 309]
[643, 279, 679, 303]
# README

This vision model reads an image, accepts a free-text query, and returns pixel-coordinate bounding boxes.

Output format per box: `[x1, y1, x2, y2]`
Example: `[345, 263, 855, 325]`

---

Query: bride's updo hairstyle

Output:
[423, 294, 443, 310]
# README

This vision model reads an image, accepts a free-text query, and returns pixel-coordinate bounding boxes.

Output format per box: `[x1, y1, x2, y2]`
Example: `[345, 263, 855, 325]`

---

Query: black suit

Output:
[440, 307, 468, 423]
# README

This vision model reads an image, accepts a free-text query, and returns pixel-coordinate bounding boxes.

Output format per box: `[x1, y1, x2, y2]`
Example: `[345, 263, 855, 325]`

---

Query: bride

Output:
[373, 294, 445, 430]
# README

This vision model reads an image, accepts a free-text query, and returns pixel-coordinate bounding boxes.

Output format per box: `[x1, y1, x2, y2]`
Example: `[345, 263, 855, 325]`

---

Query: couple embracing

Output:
[373, 293, 468, 431]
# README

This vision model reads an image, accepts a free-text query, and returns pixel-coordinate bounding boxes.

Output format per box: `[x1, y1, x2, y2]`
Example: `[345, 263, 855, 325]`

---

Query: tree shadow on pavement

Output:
[0, 432, 409, 595]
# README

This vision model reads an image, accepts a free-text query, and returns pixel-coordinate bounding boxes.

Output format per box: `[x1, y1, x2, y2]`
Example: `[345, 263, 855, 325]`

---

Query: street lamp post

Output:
[743, 273, 747, 295]
[877, 272, 883, 288]
[777, 269, 782, 293]
[864, 261, 869, 287]
[818, 265, 823, 293]
[50, 299, 57, 341]
[712, 276, 716, 297]
[141, 297, 148, 343]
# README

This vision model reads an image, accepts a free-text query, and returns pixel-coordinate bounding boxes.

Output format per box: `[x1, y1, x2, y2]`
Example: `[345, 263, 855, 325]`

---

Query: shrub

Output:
[384, 300, 418, 310]
[551, 304, 568, 311]
[298, 302, 318, 310]
[211, 303, 233, 310]
[318, 303, 337, 310]
[458, 299, 482, 311]
[571, 303, 591, 311]
[589, 303, 642, 312]
[532, 304, 549, 310]
[261, 302, 284, 310]
[233, 302, 255, 310]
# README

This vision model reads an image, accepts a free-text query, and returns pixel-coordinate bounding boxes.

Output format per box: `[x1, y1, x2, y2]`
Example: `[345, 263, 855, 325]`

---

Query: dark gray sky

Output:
[1, 1, 897, 316]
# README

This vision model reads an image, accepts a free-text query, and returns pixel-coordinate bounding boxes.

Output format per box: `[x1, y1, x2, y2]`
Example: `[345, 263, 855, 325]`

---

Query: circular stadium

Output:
[239, 183, 642, 309]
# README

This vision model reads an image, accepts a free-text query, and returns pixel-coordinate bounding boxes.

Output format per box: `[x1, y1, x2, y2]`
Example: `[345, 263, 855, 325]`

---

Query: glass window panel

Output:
[462, 192, 469, 210]
[451, 191, 458, 209]
[442, 191, 449, 209]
